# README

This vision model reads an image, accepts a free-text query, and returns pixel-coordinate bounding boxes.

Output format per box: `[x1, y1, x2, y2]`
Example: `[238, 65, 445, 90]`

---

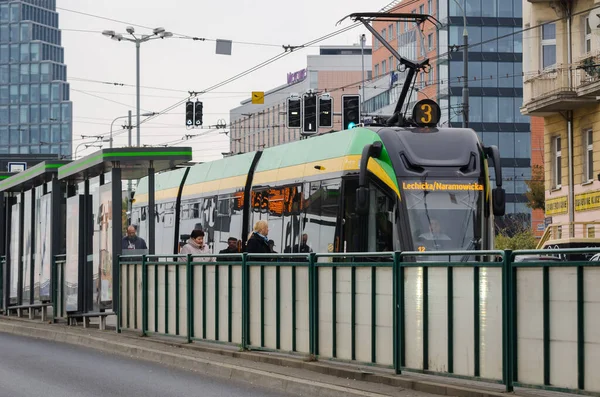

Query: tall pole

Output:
[136, 40, 141, 147]
[127, 110, 132, 225]
[461, 0, 469, 128]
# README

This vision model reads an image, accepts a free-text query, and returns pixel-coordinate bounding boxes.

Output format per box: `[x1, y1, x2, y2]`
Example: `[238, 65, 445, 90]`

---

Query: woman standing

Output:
[246, 220, 271, 259]
[179, 230, 213, 262]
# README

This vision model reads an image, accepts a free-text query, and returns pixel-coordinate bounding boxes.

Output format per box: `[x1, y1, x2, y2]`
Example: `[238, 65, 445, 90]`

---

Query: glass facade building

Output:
[0, 0, 71, 157]
[437, 0, 530, 225]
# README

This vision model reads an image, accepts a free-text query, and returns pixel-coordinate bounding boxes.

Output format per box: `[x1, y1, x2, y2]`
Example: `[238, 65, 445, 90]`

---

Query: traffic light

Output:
[185, 101, 194, 126]
[342, 94, 360, 130]
[287, 97, 301, 129]
[194, 101, 203, 126]
[318, 96, 333, 128]
[302, 94, 317, 134]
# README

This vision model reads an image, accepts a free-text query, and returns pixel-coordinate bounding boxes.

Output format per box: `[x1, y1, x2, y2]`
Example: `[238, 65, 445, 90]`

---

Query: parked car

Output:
[513, 254, 564, 262]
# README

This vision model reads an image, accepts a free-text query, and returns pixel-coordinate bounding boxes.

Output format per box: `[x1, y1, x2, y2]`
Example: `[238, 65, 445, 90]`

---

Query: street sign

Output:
[252, 91, 265, 105]
[8, 162, 26, 172]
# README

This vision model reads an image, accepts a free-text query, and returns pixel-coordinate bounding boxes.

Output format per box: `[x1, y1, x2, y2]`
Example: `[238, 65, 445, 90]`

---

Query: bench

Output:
[6, 302, 52, 321]
[67, 311, 116, 331]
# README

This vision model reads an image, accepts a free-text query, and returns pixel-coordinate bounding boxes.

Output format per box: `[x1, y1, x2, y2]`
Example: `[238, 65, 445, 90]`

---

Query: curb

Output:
[0, 319, 509, 397]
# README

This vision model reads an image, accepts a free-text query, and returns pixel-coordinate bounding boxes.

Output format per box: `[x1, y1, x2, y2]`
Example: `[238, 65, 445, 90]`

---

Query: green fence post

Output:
[392, 251, 402, 374]
[142, 255, 148, 336]
[186, 254, 192, 343]
[502, 249, 514, 392]
[308, 252, 316, 358]
[117, 255, 122, 333]
[241, 253, 249, 350]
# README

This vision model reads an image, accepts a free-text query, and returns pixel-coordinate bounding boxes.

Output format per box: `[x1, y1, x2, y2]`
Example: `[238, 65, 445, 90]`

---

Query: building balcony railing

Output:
[522, 55, 600, 115]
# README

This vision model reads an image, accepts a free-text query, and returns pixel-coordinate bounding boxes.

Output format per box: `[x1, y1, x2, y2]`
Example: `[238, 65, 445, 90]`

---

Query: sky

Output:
[58, 0, 389, 161]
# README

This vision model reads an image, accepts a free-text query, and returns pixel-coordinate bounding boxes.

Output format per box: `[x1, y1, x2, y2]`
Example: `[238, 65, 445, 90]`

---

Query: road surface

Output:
[0, 332, 293, 397]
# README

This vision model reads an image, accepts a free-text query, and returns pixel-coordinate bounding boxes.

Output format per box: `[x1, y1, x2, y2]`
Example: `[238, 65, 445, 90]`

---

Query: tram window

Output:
[368, 184, 395, 253]
[300, 180, 340, 254]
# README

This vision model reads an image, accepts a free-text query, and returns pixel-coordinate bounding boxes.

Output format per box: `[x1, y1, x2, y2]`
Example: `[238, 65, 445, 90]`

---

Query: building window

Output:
[428, 0, 432, 14]
[553, 136, 562, 188]
[419, 4, 424, 14]
[388, 24, 393, 41]
[428, 33, 433, 50]
[382, 59, 387, 75]
[584, 17, 592, 54]
[388, 56, 393, 72]
[584, 129, 593, 182]
[375, 64, 379, 77]
[541, 23, 556, 69]
[382, 28, 386, 44]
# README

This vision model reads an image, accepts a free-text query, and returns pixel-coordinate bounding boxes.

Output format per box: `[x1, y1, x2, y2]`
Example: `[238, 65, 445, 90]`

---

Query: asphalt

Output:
[0, 332, 293, 397]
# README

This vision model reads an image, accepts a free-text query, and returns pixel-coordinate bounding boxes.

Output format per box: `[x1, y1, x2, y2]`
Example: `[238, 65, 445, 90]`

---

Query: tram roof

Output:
[134, 128, 399, 203]
[0, 160, 70, 193]
[58, 147, 193, 182]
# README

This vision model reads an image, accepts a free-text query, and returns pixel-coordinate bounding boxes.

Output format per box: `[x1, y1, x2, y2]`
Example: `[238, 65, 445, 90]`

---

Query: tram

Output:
[131, 120, 505, 258]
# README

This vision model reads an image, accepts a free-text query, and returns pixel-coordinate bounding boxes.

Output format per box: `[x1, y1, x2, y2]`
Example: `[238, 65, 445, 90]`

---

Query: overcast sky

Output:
[58, 0, 383, 161]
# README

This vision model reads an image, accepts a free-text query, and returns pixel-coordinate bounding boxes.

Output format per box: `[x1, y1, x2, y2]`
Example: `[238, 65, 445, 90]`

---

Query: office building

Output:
[368, 0, 534, 231]
[0, 0, 72, 157]
[229, 45, 371, 154]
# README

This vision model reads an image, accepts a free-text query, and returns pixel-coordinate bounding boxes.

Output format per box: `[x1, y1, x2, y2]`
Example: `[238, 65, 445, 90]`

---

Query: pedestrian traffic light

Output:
[194, 101, 203, 126]
[342, 94, 360, 130]
[185, 101, 194, 126]
[302, 94, 317, 134]
[318, 96, 333, 128]
[287, 97, 301, 129]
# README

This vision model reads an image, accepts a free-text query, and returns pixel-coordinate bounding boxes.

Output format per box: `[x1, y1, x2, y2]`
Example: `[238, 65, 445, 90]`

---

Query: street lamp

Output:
[102, 26, 173, 146]
[109, 111, 158, 148]
[452, 0, 468, 128]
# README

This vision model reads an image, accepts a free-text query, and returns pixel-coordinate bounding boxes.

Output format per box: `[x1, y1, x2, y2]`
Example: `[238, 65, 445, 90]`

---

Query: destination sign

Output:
[402, 181, 483, 191]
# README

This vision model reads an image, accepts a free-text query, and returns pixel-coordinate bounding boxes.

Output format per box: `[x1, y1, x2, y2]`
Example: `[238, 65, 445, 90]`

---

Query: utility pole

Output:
[453, 0, 469, 127]
[127, 110, 133, 225]
[360, 34, 366, 117]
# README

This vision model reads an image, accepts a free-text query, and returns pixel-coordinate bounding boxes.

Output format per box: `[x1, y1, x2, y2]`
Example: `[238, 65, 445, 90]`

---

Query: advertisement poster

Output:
[9, 203, 20, 304]
[98, 183, 113, 308]
[65, 195, 80, 312]
[36, 193, 52, 301]
[22, 190, 32, 303]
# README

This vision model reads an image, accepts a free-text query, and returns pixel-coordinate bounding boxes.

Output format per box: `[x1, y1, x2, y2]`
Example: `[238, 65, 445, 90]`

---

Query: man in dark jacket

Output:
[122, 225, 147, 250]
[218, 237, 239, 262]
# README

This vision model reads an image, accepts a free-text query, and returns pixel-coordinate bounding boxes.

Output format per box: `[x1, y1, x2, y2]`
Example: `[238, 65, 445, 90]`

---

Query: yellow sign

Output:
[251, 91, 264, 104]
[575, 190, 600, 212]
[402, 181, 483, 191]
[546, 196, 568, 216]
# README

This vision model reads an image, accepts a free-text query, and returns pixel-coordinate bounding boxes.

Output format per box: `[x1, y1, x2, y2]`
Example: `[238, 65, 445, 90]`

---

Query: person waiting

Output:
[179, 229, 213, 262]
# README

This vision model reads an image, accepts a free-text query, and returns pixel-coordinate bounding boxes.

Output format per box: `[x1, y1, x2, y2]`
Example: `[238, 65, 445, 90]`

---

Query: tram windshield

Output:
[402, 179, 483, 253]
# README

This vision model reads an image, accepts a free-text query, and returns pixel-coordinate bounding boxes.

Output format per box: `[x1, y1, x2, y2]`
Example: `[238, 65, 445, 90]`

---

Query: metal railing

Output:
[536, 222, 600, 249]
[118, 249, 600, 396]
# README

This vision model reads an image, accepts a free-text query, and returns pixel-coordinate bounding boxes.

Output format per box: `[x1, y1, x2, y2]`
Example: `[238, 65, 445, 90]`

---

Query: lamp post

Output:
[102, 26, 173, 147]
[109, 111, 158, 148]
[360, 33, 366, 116]
[452, 0, 468, 127]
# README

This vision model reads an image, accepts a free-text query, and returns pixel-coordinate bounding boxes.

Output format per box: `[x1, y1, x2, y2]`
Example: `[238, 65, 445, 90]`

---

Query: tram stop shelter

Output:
[56, 147, 192, 323]
[0, 160, 70, 317]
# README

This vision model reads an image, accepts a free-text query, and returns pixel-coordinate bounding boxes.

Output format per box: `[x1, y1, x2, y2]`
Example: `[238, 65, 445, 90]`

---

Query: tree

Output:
[525, 164, 545, 210]
[121, 198, 128, 235]
[495, 229, 537, 250]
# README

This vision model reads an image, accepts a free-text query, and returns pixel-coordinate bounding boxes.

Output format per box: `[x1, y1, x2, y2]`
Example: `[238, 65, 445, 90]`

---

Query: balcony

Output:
[575, 52, 600, 98]
[522, 61, 600, 116]
[522, 68, 581, 115]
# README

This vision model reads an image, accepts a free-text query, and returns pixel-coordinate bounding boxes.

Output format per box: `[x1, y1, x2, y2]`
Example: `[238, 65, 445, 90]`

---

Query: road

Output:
[0, 332, 293, 397]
